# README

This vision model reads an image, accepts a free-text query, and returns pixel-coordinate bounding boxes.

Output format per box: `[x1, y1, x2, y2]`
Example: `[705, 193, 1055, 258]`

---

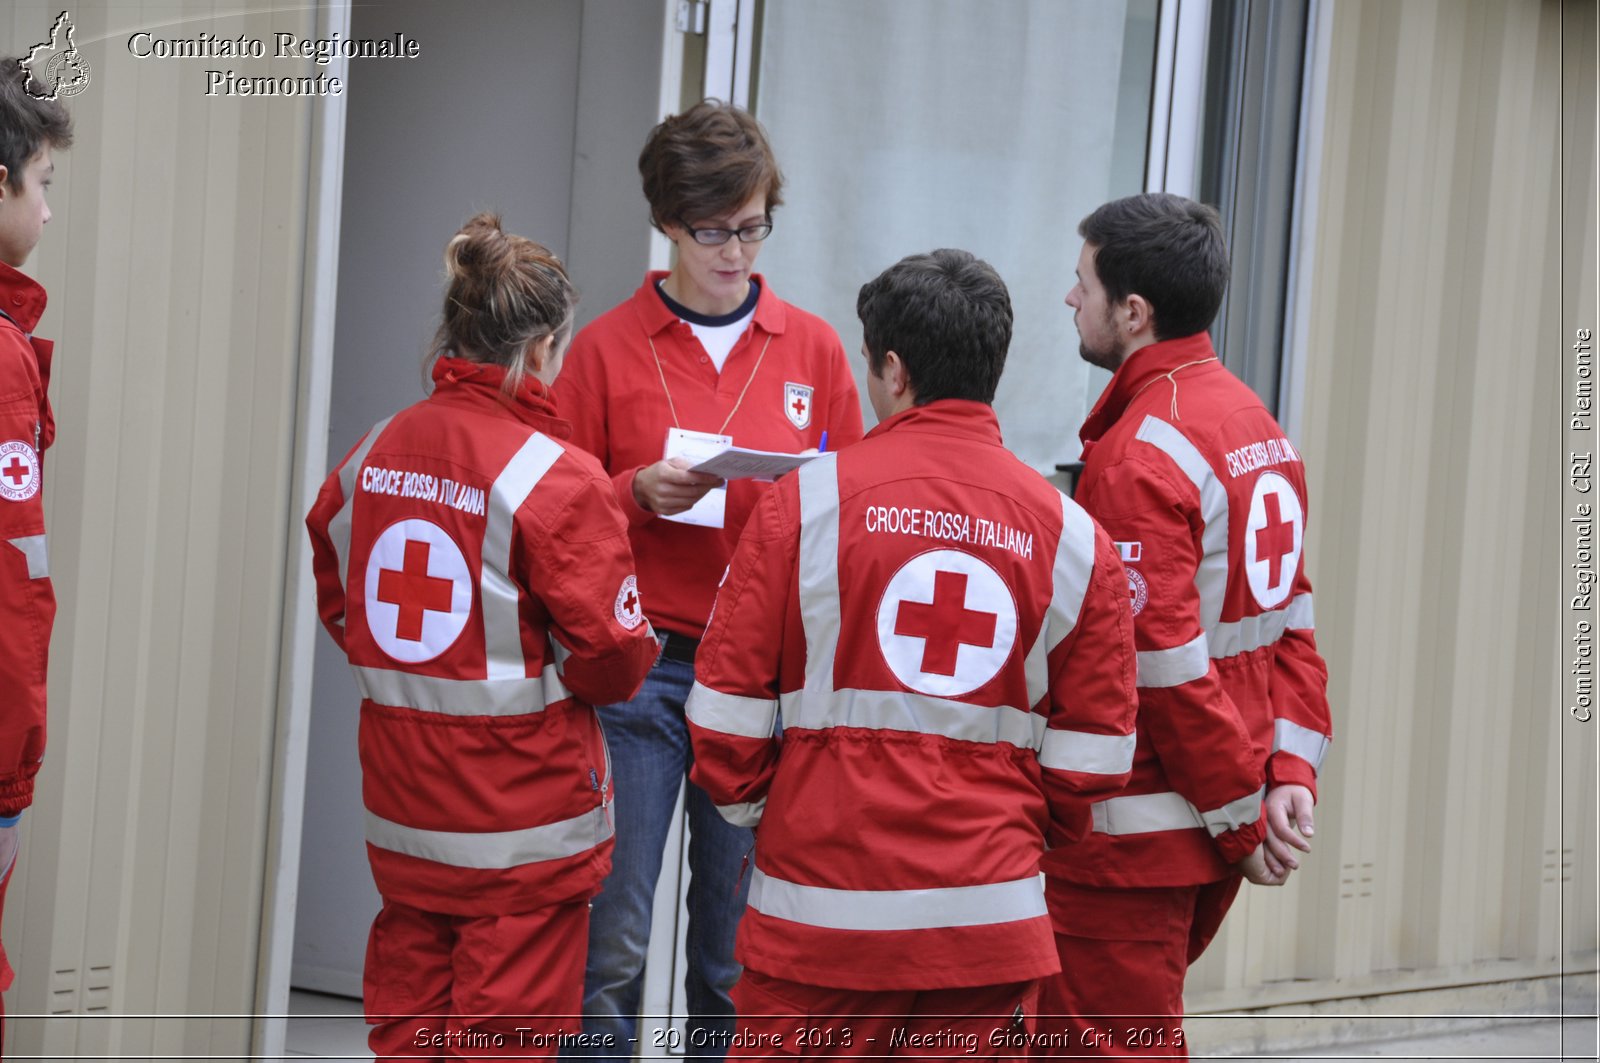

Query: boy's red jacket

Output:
[0, 261, 54, 818]
[687, 400, 1138, 990]
[306, 359, 658, 914]
[1059, 332, 1332, 888]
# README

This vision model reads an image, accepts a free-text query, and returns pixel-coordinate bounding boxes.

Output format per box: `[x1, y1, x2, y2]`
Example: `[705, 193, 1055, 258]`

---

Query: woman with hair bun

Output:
[556, 101, 864, 1058]
[306, 213, 659, 1060]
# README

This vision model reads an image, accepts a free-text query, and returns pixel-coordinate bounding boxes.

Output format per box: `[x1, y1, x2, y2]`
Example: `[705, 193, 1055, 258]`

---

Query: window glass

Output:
[753, 0, 1160, 470]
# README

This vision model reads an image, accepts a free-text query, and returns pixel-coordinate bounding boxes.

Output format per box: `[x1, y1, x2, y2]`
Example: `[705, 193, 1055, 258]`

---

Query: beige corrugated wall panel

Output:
[1192, 0, 1593, 1012]
[1, 2, 317, 1057]
[1561, 0, 1600, 967]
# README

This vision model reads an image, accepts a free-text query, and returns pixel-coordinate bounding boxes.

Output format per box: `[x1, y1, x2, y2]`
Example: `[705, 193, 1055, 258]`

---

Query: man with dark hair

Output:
[685, 249, 1139, 1052]
[0, 56, 72, 1032]
[1037, 193, 1331, 1056]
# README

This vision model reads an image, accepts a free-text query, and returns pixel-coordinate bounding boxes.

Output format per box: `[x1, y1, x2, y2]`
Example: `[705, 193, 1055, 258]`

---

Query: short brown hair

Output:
[857, 249, 1013, 406]
[428, 212, 577, 395]
[637, 99, 783, 231]
[1078, 193, 1229, 341]
[0, 59, 72, 193]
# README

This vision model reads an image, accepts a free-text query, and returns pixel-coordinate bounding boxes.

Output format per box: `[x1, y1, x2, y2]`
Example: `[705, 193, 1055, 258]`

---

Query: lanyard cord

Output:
[1128, 356, 1217, 421]
[648, 331, 775, 435]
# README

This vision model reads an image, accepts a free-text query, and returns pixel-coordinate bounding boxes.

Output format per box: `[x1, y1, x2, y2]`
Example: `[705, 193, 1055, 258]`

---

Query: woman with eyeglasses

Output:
[556, 99, 863, 1060]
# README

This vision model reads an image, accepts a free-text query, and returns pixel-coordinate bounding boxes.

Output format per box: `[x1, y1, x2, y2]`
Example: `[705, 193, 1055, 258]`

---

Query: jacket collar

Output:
[1079, 332, 1219, 447]
[0, 260, 47, 334]
[866, 398, 1004, 446]
[430, 355, 572, 438]
[628, 270, 787, 337]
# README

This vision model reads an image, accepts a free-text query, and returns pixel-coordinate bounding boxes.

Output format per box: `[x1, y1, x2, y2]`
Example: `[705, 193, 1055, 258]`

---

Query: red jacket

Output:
[0, 262, 55, 818]
[554, 273, 863, 638]
[306, 358, 659, 915]
[1059, 333, 1332, 889]
[687, 401, 1138, 990]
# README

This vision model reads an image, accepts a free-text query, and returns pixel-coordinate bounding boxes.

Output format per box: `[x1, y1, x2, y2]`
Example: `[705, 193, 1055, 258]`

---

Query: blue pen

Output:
[819, 430, 829, 453]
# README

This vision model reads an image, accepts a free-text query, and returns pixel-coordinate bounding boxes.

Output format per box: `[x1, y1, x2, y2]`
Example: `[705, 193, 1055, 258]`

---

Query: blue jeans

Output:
[578, 653, 753, 1062]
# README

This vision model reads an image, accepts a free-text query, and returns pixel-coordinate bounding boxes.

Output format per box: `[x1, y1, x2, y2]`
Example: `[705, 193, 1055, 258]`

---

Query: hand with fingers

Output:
[1262, 783, 1315, 876]
[633, 458, 725, 515]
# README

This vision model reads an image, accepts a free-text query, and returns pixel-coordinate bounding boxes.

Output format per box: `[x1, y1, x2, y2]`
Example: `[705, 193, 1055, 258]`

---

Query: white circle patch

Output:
[615, 574, 644, 630]
[0, 440, 40, 502]
[1126, 568, 1149, 616]
[364, 519, 473, 663]
[1244, 471, 1304, 609]
[875, 549, 1018, 697]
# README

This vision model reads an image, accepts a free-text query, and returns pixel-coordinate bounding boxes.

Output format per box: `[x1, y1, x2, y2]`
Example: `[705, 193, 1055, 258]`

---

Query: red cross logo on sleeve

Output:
[377, 540, 455, 641]
[0, 440, 39, 502]
[1244, 472, 1304, 609]
[364, 518, 472, 663]
[894, 570, 997, 676]
[876, 549, 1018, 697]
[614, 574, 644, 630]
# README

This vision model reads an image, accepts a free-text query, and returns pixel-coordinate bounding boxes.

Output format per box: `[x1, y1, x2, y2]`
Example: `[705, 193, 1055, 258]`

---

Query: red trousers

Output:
[730, 969, 1038, 1061]
[364, 897, 590, 1061]
[1033, 876, 1241, 1059]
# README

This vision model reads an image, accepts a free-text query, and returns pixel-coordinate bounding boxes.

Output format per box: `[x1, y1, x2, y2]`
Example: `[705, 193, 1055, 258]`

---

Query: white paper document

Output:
[690, 445, 818, 481]
[660, 427, 731, 528]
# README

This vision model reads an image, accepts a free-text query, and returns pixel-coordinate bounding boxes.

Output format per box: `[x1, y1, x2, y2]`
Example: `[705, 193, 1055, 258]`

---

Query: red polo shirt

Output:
[555, 273, 864, 638]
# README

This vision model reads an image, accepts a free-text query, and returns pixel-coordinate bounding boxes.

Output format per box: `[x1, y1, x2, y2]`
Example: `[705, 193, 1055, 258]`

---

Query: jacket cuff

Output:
[614, 467, 655, 528]
[0, 777, 34, 820]
[1267, 753, 1320, 801]
[1213, 817, 1266, 866]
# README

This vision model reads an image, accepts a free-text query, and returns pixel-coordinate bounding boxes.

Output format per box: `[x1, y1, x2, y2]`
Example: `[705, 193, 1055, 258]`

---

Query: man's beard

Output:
[1078, 337, 1124, 371]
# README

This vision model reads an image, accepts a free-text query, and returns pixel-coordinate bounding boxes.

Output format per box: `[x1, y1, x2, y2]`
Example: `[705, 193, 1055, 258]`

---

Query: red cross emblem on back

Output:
[363, 518, 472, 663]
[894, 570, 998, 676]
[876, 549, 1019, 697]
[1244, 472, 1304, 609]
[1254, 494, 1296, 588]
[377, 539, 456, 641]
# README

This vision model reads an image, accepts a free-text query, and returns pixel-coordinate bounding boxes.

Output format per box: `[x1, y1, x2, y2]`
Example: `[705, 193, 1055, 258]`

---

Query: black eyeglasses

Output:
[680, 220, 774, 246]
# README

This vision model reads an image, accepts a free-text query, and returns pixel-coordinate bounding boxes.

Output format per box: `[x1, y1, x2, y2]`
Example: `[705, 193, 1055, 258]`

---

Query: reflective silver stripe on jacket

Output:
[796, 456, 844, 702]
[1208, 593, 1316, 659]
[748, 867, 1047, 932]
[1091, 787, 1263, 837]
[1023, 494, 1097, 708]
[353, 662, 572, 717]
[1272, 719, 1330, 773]
[328, 416, 395, 627]
[714, 798, 767, 829]
[1090, 792, 1204, 835]
[1136, 633, 1210, 689]
[778, 687, 1044, 750]
[364, 802, 612, 869]
[1198, 785, 1265, 836]
[1133, 416, 1229, 631]
[481, 433, 566, 680]
[6, 535, 47, 579]
[1285, 592, 1315, 630]
[686, 681, 780, 739]
[1039, 728, 1136, 775]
